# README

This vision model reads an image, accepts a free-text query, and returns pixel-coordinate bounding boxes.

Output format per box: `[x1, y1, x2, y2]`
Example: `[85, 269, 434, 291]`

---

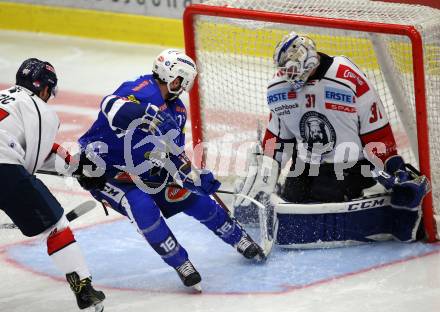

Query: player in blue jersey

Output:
[73, 49, 264, 291]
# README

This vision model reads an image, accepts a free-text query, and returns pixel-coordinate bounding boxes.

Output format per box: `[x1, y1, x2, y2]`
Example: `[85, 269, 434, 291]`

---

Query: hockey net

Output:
[183, 0, 440, 241]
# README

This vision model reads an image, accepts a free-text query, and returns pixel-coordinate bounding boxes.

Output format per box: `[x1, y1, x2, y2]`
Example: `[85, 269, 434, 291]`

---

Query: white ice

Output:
[0, 30, 439, 312]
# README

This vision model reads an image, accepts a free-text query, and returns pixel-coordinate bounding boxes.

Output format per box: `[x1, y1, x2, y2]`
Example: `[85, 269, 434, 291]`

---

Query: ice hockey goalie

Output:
[234, 32, 431, 248]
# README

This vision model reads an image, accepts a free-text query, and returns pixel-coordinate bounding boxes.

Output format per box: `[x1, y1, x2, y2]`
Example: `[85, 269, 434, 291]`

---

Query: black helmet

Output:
[16, 58, 58, 97]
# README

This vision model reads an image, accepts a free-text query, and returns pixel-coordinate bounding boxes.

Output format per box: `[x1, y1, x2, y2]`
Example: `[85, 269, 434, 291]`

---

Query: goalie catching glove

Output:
[234, 142, 279, 208]
[376, 155, 431, 209]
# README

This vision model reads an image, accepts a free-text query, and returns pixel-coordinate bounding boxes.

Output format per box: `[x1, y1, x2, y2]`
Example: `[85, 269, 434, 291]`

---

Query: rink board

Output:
[3, 214, 440, 295]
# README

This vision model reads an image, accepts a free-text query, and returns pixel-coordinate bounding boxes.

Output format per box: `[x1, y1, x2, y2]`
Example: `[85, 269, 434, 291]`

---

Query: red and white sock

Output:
[46, 219, 90, 280]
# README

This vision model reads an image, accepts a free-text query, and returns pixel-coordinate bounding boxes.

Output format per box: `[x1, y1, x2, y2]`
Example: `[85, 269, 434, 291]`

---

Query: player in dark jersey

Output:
[75, 49, 265, 291]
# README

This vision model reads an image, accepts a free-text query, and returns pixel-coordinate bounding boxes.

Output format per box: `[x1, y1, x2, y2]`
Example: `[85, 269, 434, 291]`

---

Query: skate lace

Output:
[236, 236, 253, 253]
[67, 274, 90, 294]
[177, 261, 196, 277]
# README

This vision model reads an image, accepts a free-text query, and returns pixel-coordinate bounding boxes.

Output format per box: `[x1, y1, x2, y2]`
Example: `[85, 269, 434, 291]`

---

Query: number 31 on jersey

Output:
[369, 102, 383, 123]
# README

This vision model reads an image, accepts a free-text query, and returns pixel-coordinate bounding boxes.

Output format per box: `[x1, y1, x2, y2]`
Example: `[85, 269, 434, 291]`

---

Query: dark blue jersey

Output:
[79, 74, 187, 181]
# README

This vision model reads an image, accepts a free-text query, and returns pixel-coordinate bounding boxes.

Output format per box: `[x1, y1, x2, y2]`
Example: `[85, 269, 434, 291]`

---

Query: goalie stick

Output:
[212, 193, 270, 260]
[0, 200, 97, 230]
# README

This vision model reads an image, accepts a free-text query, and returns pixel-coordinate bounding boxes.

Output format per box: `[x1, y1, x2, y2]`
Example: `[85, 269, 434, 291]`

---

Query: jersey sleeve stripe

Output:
[102, 96, 119, 115]
[360, 123, 397, 162]
[106, 99, 127, 129]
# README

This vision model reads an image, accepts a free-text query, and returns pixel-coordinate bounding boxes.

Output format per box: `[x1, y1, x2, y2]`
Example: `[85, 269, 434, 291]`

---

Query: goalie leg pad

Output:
[275, 195, 422, 248]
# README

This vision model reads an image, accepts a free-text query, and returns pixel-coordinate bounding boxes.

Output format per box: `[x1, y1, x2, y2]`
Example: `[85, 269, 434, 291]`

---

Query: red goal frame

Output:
[183, 4, 437, 242]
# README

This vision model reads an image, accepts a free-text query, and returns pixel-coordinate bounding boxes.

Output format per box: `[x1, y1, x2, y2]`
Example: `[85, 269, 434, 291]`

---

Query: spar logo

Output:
[324, 87, 355, 104]
[336, 64, 370, 97]
[299, 111, 336, 154]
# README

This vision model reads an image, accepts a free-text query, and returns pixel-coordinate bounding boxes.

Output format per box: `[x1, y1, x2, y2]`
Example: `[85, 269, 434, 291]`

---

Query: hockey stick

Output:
[38, 169, 274, 253]
[212, 193, 267, 261]
[37, 170, 274, 255]
[0, 200, 97, 230]
[36, 169, 267, 208]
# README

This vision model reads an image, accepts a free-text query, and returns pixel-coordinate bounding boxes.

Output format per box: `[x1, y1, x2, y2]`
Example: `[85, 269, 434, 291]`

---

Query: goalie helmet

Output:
[16, 58, 58, 97]
[152, 49, 197, 96]
[273, 32, 320, 90]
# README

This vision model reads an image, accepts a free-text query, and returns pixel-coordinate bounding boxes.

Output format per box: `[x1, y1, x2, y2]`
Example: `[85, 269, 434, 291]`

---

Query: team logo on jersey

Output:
[336, 64, 369, 97]
[325, 103, 357, 113]
[267, 88, 297, 105]
[273, 103, 299, 116]
[126, 94, 140, 104]
[165, 186, 191, 202]
[132, 80, 149, 92]
[324, 87, 355, 104]
[299, 111, 336, 154]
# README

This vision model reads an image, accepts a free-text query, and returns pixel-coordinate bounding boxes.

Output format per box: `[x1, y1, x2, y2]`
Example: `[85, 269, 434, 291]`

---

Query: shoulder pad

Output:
[327, 57, 370, 97]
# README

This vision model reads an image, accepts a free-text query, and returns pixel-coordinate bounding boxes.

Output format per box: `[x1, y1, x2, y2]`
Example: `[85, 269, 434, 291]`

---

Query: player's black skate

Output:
[235, 234, 266, 261]
[175, 260, 202, 292]
[66, 272, 105, 311]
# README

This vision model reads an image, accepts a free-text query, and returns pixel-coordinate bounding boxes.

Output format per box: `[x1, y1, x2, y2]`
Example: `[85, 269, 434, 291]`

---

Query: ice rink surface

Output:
[0, 30, 440, 312]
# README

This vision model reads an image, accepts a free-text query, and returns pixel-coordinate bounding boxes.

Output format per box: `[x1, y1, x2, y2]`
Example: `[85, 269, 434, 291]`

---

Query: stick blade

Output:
[65, 200, 97, 222]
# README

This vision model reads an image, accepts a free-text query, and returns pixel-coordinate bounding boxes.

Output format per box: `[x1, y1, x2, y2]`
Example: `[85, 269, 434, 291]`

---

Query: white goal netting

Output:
[186, 0, 440, 239]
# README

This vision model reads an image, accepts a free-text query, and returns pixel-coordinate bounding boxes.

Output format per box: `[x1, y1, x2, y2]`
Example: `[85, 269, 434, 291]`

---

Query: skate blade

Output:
[86, 302, 104, 312]
[191, 283, 202, 293]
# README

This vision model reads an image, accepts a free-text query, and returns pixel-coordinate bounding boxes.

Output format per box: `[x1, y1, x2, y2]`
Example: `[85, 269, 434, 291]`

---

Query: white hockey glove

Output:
[234, 143, 279, 208]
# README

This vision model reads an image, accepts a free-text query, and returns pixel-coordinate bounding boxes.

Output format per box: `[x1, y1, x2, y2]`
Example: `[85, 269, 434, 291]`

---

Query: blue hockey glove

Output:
[376, 155, 431, 209]
[391, 175, 430, 209]
[143, 104, 179, 136]
[182, 169, 221, 196]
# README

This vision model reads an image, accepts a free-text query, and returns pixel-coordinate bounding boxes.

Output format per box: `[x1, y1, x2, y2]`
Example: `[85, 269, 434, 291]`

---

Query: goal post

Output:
[183, 1, 440, 242]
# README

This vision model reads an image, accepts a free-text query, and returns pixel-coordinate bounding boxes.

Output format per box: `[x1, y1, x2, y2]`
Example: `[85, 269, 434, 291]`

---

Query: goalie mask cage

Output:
[183, 0, 440, 242]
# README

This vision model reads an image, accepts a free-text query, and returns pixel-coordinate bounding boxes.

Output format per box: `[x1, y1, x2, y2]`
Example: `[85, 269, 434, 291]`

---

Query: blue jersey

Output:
[79, 74, 187, 181]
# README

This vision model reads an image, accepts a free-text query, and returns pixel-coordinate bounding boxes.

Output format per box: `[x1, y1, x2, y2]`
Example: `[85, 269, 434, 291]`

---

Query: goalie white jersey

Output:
[0, 86, 59, 174]
[264, 54, 396, 166]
